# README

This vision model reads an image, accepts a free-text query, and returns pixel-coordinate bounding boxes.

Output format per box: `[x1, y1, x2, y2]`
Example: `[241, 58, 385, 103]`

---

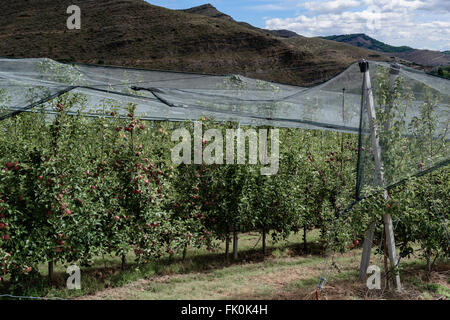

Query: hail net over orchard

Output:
[0, 57, 448, 199]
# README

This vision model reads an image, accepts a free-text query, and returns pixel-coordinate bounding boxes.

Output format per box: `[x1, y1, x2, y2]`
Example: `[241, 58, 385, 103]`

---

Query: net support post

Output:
[357, 60, 401, 291]
[384, 62, 401, 131]
[383, 62, 402, 291]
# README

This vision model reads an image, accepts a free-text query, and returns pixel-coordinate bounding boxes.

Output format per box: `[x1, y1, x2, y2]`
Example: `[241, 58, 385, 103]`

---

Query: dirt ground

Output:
[75, 250, 449, 300]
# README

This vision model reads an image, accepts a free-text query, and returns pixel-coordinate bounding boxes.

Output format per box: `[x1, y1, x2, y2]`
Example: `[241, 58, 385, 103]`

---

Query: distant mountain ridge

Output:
[181, 3, 233, 21]
[0, 1, 389, 86]
[323, 34, 413, 53]
[179, 3, 300, 39]
[322, 33, 450, 66]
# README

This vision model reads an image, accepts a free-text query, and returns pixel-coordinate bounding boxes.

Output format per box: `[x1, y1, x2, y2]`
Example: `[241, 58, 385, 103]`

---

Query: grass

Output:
[1, 229, 448, 300]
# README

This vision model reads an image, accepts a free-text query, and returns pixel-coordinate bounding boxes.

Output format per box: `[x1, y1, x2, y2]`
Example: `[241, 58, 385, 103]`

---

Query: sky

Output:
[146, 0, 450, 51]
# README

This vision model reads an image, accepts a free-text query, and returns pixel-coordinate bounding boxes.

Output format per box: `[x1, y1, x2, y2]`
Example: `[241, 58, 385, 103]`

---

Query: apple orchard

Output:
[0, 89, 448, 294]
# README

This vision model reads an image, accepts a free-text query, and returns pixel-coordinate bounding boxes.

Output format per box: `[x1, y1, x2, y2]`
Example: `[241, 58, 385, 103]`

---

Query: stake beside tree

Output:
[357, 60, 402, 291]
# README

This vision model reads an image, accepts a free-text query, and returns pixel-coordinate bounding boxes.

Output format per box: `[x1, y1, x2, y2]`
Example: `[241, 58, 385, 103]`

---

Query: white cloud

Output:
[364, 0, 450, 13]
[248, 4, 289, 11]
[265, 0, 450, 51]
[303, 0, 361, 14]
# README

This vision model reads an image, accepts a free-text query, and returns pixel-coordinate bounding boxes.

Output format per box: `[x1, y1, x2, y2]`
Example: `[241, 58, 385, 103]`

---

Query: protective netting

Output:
[0, 57, 448, 197]
[357, 62, 449, 199]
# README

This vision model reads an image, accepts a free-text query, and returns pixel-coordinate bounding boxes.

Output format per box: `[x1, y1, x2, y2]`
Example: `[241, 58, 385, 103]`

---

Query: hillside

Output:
[393, 49, 450, 67]
[323, 34, 413, 53]
[181, 3, 233, 21]
[323, 34, 450, 66]
[0, 0, 389, 86]
[181, 4, 300, 39]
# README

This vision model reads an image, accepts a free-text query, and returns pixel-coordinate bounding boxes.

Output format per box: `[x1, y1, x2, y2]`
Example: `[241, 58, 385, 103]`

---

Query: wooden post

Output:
[357, 60, 401, 291]
[383, 205, 402, 291]
[383, 225, 390, 289]
[359, 222, 375, 281]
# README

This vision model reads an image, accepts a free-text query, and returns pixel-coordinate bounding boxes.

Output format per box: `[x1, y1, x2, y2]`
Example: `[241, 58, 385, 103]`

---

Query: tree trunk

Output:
[225, 234, 230, 263]
[233, 231, 238, 260]
[182, 244, 187, 261]
[48, 261, 54, 283]
[303, 225, 308, 252]
[121, 254, 126, 271]
[262, 228, 266, 257]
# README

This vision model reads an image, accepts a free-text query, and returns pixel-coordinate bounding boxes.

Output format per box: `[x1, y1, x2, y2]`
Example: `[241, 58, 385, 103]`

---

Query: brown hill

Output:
[180, 3, 301, 39]
[0, 0, 390, 86]
[391, 49, 450, 67]
[181, 3, 233, 21]
[324, 34, 450, 66]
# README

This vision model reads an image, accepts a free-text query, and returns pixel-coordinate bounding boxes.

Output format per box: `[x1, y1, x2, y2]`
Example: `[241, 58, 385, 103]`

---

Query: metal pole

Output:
[358, 61, 375, 281]
[357, 60, 401, 291]
[383, 63, 401, 290]
[384, 62, 400, 132]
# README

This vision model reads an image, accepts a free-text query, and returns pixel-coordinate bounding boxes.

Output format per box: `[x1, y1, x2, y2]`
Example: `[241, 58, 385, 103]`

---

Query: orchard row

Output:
[0, 92, 448, 292]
